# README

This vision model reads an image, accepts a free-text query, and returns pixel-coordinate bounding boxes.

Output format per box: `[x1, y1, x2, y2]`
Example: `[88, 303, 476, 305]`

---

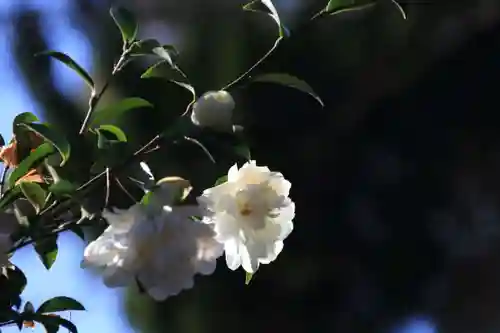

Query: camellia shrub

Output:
[0, 0, 405, 332]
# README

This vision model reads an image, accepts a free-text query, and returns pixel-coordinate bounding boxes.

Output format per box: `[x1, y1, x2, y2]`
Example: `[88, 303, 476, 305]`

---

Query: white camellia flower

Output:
[197, 161, 295, 274]
[191, 90, 235, 131]
[82, 183, 223, 300]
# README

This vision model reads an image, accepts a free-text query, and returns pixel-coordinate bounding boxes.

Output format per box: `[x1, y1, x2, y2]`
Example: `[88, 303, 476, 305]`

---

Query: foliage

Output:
[0, 0, 406, 331]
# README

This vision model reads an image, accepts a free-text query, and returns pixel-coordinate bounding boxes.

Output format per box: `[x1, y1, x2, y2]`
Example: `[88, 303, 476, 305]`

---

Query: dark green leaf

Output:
[245, 272, 254, 285]
[35, 51, 94, 89]
[34, 237, 58, 270]
[34, 314, 78, 333]
[235, 144, 252, 161]
[214, 175, 228, 186]
[0, 134, 5, 146]
[7, 143, 54, 188]
[69, 225, 85, 242]
[4, 266, 27, 309]
[251, 73, 324, 107]
[141, 60, 196, 101]
[19, 123, 70, 166]
[23, 301, 35, 314]
[90, 97, 153, 126]
[0, 186, 22, 210]
[243, 0, 287, 37]
[152, 47, 176, 67]
[130, 40, 180, 62]
[130, 38, 160, 55]
[110, 6, 138, 44]
[19, 182, 46, 213]
[37, 296, 85, 314]
[48, 180, 78, 197]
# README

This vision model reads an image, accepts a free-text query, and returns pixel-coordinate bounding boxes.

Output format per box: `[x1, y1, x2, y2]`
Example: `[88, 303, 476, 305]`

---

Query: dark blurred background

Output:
[5, 0, 500, 332]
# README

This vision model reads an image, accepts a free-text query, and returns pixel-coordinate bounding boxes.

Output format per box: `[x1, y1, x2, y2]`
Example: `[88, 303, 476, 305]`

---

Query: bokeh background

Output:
[2, 0, 500, 332]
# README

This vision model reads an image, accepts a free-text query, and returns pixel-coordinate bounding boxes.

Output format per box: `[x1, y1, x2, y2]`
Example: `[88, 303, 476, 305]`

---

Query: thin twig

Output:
[78, 48, 130, 134]
[104, 168, 111, 207]
[114, 177, 136, 203]
[221, 37, 282, 91]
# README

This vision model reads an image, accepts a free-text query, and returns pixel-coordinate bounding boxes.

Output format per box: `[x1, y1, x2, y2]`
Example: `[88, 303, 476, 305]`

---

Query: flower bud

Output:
[191, 90, 235, 131]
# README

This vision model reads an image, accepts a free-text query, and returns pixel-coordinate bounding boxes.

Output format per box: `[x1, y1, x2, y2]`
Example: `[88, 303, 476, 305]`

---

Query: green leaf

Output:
[245, 272, 254, 285]
[34, 237, 58, 270]
[0, 186, 22, 210]
[140, 191, 154, 206]
[35, 51, 94, 89]
[68, 225, 85, 242]
[12, 112, 39, 135]
[90, 97, 153, 126]
[34, 314, 78, 333]
[110, 6, 138, 44]
[0, 133, 5, 146]
[19, 182, 46, 213]
[37, 296, 85, 314]
[251, 73, 324, 107]
[48, 180, 78, 197]
[243, 0, 287, 38]
[130, 38, 161, 55]
[214, 175, 228, 186]
[5, 265, 27, 301]
[97, 125, 128, 142]
[7, 143, 54, 188]
[141, 60, 196, 102]
[130, 40, 180, 62]
[18, 123, 70, 166]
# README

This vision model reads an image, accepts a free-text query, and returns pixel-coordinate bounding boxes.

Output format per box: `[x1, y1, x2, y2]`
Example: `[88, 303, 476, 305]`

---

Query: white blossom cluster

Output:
[82, 160, 295, 300]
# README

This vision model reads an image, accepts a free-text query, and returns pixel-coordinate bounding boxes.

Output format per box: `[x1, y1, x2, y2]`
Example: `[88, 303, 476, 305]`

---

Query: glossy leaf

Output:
[90, 97, 153, 126]
[243, 0, 287, 37]
[19, 182, 46, 213]
[19, 123, 70, 166]
[37, 296, 85, 314]
[34, 237, 58, 270]
[7, 143, 54, 188]
[97, 125, 128, 142]
[141, 60, 196, 101]
[251, 73, 324, 107]
[0, 133, 5, 146]
[12, 112, 39, 135]
[110, 6, 138, 44]
[35, 51, 94, 89]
